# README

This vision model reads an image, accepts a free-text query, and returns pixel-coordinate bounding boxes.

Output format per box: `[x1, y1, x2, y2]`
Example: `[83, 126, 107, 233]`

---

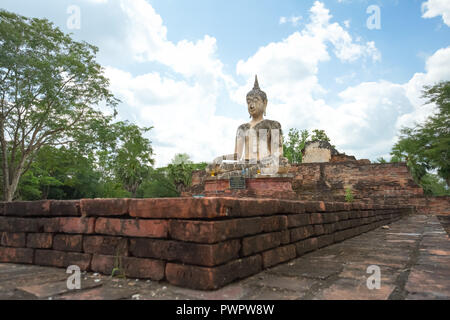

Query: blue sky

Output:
[1, 0, 449, 166]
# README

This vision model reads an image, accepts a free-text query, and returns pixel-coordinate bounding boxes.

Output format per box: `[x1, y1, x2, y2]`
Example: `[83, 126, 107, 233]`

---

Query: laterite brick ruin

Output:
[0, 198, 412, 290]
[0, 77, 448, 292]
[188, 162, 450, 216]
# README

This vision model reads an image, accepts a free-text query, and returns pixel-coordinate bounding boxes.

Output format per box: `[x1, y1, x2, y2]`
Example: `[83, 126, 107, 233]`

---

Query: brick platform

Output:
[189, 162, 450, 216]
[204, 177, 297, 199]
[0, 198, 412, 290]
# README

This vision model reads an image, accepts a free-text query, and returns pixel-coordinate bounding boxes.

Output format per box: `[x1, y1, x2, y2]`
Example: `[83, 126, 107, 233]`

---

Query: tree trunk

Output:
[2, 156, 27, 202]
[3, 186, 14, 202]
[0, 122, 11, 201]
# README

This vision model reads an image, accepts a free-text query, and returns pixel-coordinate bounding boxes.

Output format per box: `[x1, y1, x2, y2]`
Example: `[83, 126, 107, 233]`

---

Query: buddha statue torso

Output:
[235, 119, 283, 162]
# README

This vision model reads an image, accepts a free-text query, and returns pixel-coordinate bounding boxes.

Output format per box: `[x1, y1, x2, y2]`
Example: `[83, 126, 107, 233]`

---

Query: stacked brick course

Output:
[290, 162, 424, 203]
[0, 198, 412, 290]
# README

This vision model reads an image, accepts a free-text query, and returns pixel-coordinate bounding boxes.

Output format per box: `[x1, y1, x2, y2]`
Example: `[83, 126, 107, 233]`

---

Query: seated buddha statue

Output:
[207, 76, 289, 177]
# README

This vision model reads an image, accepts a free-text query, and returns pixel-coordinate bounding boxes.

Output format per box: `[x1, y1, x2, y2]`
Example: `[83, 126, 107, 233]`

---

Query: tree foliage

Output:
[391, 81, 450, 188]
[107, 122, 154, 197]
[310, 129, 331, 143]
[0, 10, 118, 201]
[283, 128, 309, 164]
[136, 167, 178, 198]
[166, 154, 207, 195]
[376, 157, 388, 163]
[12, 119, 155, 200]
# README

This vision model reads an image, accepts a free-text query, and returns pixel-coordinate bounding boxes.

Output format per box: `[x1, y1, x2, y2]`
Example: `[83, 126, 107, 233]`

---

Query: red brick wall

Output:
[427, 196, 450, 215]
[189, 163, 449, 215]
[202, 177, 296, 199]
[290, 162, 450, 215]
[290, 162, 423, 201]
[0, 198, 412, 290]
[190, 163, 423, 203]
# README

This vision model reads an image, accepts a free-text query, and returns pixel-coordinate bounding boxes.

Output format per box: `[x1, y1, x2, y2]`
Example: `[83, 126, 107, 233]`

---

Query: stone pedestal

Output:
[206, 156, 291, 179]
[204, 175, 297, 199]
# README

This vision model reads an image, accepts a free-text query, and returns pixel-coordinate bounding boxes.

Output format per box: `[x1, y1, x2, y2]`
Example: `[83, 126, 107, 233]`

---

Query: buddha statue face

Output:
[247, 94, 266, 119]
[246, 75, 268, 120]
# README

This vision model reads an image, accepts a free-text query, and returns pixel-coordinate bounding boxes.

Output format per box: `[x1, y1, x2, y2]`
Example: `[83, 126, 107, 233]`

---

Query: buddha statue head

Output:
[246, 75, 267, 119]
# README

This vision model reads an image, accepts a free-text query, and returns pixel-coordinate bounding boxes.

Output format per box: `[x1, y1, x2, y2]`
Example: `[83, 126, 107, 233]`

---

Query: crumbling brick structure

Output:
[189, 162, 449, 215]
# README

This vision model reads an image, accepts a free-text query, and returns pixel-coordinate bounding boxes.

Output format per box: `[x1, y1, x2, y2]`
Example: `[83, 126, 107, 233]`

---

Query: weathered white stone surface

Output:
[302, 141, 332, 163]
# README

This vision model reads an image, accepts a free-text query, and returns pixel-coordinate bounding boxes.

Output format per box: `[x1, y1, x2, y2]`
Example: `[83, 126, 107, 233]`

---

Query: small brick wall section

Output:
[0, 198, 412, 290]
[427, 196, 450, 215]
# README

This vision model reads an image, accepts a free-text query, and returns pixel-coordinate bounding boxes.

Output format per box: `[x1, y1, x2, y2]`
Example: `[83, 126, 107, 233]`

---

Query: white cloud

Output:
[236, 1, 380, 91]
[94, 0, 449, 166]
[422, 0, 450, 26]
[279, 15, 303, 26]
[84, 0, 108, 3]
[233, 1, 381, 131]
[335, 72, 356, 84]
[328, 46, 450, 159]
[105, 67, 240, 166]
[117, 0, 235, 90]
[91, 0, 240, 166]
[306, 2, 380, 62]
[233, 1, 448, 162]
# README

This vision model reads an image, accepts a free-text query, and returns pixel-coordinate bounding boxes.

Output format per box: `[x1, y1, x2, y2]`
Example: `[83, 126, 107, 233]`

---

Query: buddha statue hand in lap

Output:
[208, 76, 290, 177]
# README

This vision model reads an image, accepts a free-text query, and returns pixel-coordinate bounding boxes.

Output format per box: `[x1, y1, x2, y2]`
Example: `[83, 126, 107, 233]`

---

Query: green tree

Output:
[391, 81, 450, 187]
[16, 145, 72, 200]
[110, 122, 154, 197]
[12, 120, 154, 200]
[310, 129, 331, 143]
[390, 127, 429, 183]
[167, 154, 193, 194]
[15, 144, 104, 200]
[376, 157, 388, 163]
[136, 167, 178, 198]
[283, 128, 309, 164]
[171, 153, 192, 165]
[0, 10, 118, 201]
[164, 154, 206, 195]
[420, 173, 450, 196]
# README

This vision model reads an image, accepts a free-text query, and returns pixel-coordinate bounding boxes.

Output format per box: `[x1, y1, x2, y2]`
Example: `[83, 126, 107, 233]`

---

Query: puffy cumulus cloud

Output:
[326, 46, 450, 159]
[104, 67, 240, 166]
[233, 1, 448, 161]
[83, 0, 448, 165]
[234, 31, 329, 106]
[234, 1, 380, 103]
[400, 46, 450, 127]
[85, 0, 239, 166]
[233, 1, 381, 142]
[327, 82, 414, 158]
[422, 0, 450, 26]
[118, 0, 235, 90]
[305, 1, 380, 62]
